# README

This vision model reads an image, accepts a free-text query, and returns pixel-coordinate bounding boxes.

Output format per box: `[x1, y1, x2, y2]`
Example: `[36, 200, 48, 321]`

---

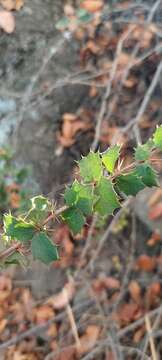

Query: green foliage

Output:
[94, 177, 120, 216]
[153, 125, 162, 150]
[0, 127, 162, 266]
[79, 151, 102, 182]
[116, 173, 145, 196]
[64, 180, 93, 215]
[134, 164, 158, 187]
[3, 214, 36, 242]
[31, 232, 59, 264]
[62, 207, 85, 234]
[102, 145, 120, 173]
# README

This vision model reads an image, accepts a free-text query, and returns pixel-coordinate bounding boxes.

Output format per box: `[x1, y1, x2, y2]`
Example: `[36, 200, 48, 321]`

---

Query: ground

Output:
[0, 0, 162, 359]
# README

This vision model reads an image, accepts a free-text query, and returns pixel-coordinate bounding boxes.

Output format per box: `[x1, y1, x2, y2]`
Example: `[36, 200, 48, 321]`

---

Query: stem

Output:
[0, 243, 21, 260]
[43, 205, 68, 226]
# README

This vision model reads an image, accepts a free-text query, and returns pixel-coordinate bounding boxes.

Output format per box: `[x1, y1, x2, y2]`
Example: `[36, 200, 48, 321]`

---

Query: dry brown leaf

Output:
[0, 318, 7, 333]
[135, 255, 156, 272]
[0, 0, 24, 10]
[77, 325, 100, 355]
[57, 111, 92, 148]
[148, 202, 162, 220]
[133, 326, 145, 343]
[80, 0, 103, 13]
[54, 347, 76, 360]
[147, 231, 161, 246]
[145, 282, 161, 307]
[47, 281, 75, 310]
[93, 276, 120, 293]
[0, 10, 15, 33]
[114, 303, 142, 325]
[33, 305, 54, 324]
[128, 281, 141, 303]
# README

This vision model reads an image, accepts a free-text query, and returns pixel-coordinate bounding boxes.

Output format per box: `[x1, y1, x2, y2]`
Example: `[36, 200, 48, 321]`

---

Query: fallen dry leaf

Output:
[135, 255, 156, 272]
[33, 305, 54, 324]
[47, 281, 75, 310]
[57, 111, 92, 148]
[114, 303, 142, 325]
[55, 347, 76, 360]
[0, 10, 15, 33]
[0, 318, 7, 333]
[133, 326, 145, 343]
[145, 282, 161, 307]
[147, 231, 161, 246]
[0, 0, 24, 10]
[93, 276, 120, 293]
[148, 202, 162, 220]
[80, 0, 103, 13]
[77, 325, 100, 355]
[128, 281, 141, 303]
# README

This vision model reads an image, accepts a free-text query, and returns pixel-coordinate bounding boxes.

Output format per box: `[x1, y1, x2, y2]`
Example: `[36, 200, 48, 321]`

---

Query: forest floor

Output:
[0, 0, 162, 359]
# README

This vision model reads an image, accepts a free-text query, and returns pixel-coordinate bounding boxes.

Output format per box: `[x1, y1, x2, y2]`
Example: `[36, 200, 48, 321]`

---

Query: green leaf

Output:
[27, 196, 50, 223]
[134, 139, 154, 161]
[116, 173, 145, 196]
[94, 177, 120, 216]
[134, 164, 158, 187]
[102, 145, 120, 173]
[3, 214, 35, 242]
[64, 181, 93, 215]
[31, 232, 59, 264]
[153, 125, 162, 150]
[62, 207, 85, 234]
[79, 151, 102, 183]
[135, 145, 150, 161]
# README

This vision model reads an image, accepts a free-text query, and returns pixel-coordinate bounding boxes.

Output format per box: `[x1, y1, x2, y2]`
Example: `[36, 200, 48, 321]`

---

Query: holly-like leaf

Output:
[134, 140, 154, 161]
[153, 125, 162, 150]
[27, 195, 50, 223]
[102, 145, 120, 173]
[3, 214, 35, 242]
[64, 180, 93, 215]
[62, 207, 85, 234]
[116, 173, 145, 196]
[79, 151, 102, 183]
[31, 232, 59, 264]
[135, 145, 150, 161]
[134, 164, 158, 187]
[94, 177, 120, 216]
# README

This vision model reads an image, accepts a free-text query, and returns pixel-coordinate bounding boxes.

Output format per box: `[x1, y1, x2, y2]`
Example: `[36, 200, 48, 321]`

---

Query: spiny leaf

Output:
[153, 125, 162, 150]
[134, 164, 158, 187]
[134, 140, 154, 161]
[31, 232, 59, 264]
[62, 207, 85, 234]
[116, 173, 145, 196]
[102, 145, 120, 173]
[94, 177, 120, 216]
[27, 195, 50, 223]
[135, 145, 150, 161]
[3, 214, 35, 242]
[79, 151, 102, 183]
[64, 180, 93, 215]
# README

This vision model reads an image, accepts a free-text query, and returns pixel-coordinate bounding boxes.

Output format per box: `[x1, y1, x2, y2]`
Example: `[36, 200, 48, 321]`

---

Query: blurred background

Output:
[0, 0, 162, 359]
